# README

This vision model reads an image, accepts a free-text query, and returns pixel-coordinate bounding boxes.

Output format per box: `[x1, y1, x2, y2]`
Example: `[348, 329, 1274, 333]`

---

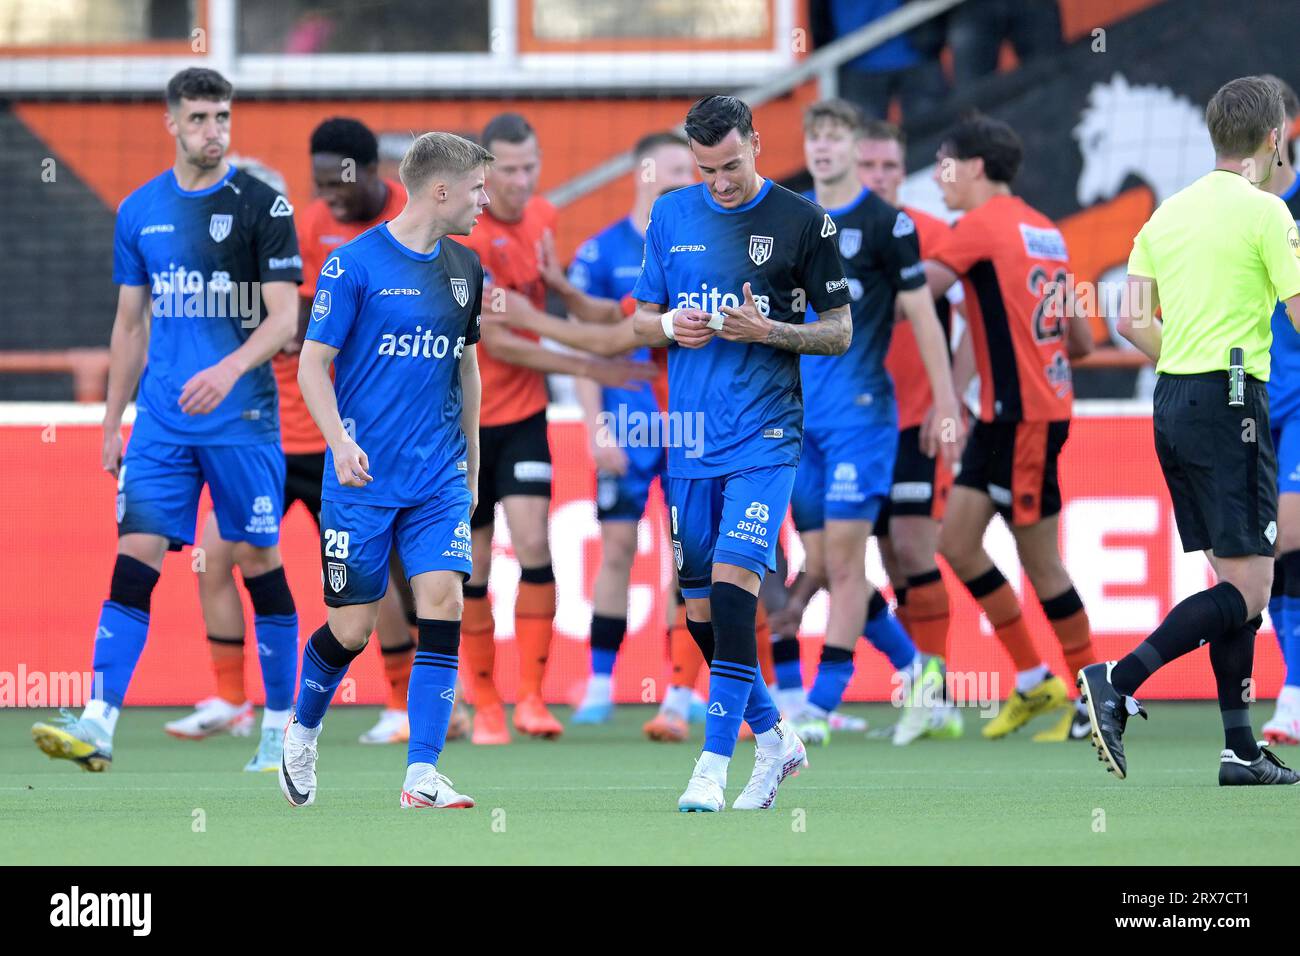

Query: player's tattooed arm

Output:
[760, 303, 851, 355]
[716, 282, 850, 355]
[459, 344, 481, 512]
[102, 284, 151, 477]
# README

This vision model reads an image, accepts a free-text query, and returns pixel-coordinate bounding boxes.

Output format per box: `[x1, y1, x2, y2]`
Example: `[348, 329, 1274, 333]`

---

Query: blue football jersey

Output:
[305, 225, 483, 507]
[800, 187, 925, 430]
[1269, 177, 1300, 423]
[568, 216, 661, 469]
[113, 166, 302, 445]
[632, 180, 851, 477]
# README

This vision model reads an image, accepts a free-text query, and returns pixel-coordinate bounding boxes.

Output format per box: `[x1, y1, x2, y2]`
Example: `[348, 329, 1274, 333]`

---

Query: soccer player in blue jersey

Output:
[31, 68, 302, 772]
[1261, 75, 1300, 744]
[278, 132, 490, 810]
[536, 131, 699, 726]
[777, 100, 963, 748]
[631, 95, 853, 811]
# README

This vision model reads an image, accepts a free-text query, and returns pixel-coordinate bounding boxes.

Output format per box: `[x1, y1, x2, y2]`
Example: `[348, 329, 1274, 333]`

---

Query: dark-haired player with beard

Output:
[540, 132, 709, 734]
[32, 68, 301, 771]
[632, 95, 853, 811]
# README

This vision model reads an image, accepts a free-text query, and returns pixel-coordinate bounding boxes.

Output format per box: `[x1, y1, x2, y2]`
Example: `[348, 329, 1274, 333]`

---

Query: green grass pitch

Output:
[2, 703, 1296, 865]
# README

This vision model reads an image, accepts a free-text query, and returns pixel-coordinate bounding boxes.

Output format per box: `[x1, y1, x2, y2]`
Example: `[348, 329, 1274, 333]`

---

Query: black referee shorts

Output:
[1154, 372, 1278, 558]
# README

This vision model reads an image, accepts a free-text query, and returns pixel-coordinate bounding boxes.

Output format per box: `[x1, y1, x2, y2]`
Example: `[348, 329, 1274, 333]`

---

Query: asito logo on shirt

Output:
[378, 327, 466, 360]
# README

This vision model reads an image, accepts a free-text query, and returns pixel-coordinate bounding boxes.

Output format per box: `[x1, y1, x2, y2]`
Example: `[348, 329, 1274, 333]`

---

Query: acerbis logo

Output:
[820, 213, 837, 238]
[669, 244, 707, 253]
[378, 328, 466, 360]
[745, 501, 769, 522]
[305, 679, 327, 692]
[707, 701, 728, 717]
[892, 211, 915, 238]
[675, 284, 769, 317]
[440, 688, 456, 701]
[378, 288, 421, 296]
[269, 195, 294, 217]
[321, 257, 345, 279]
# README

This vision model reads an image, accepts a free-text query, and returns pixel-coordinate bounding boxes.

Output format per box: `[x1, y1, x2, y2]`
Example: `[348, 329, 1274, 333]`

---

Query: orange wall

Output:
[16, 89, 821, 260]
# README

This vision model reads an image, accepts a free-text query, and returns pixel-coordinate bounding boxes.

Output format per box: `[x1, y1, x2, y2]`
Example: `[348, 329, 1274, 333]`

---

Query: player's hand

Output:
[582, 356, 658, 389]
[101, 423, 124, 478]
[716, 282, 772, 343]
[593, 441, 628, 476]
[331, 436, 373, 487]
[768, 604, 804, 639]
[921, 397, 967, 465]
[536, 230, 568, 291]
[179, 357, 242, 415]
[673, 308, 715, 349]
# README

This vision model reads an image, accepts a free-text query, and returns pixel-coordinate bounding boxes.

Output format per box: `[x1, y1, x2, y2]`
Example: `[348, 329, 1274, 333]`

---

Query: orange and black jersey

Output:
[930, 194, 1073, 423]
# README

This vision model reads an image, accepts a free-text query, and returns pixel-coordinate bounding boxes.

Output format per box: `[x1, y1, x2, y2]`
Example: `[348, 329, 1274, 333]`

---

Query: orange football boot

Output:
[513, 695, 564, 739]
[471, 702, 511, 745]
[643, 710, 690, 742]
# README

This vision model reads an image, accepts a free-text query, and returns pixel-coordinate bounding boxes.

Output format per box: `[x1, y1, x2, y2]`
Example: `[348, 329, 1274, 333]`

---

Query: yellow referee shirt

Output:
[1127, 169, 1300, 380]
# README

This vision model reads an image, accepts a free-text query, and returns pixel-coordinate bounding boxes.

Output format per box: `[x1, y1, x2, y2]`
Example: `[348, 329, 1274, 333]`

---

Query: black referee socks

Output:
[1111, 581, 1247, 696]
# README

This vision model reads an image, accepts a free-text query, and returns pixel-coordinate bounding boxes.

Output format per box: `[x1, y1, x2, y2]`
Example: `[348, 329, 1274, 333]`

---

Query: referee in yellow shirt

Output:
[1080, 76, 1300, 785]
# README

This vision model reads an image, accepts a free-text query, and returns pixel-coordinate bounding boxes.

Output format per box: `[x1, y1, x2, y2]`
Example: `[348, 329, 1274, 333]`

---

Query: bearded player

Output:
[632, 95, 852, 811]
[32, 68, 301, 771]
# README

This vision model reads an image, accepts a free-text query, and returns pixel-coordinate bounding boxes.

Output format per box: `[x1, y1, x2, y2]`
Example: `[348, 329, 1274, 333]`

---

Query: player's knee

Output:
[511, 528, 550, 566]
[108, 554, 162, 614]
[938, 528, 979, 576]
[242, 565, 296, 618]
[419, 577, 464, 619]
[234, 543, 281, 578]
[327, 611, 374, 650]
[890, 533, 931, 577]
[824, 552, 866, 587]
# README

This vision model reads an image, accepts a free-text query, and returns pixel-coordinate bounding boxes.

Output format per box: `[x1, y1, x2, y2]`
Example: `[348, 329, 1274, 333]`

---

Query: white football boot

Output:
[164, 697, 254, 739]
[733, 720, 808, 810]
[399, 764, 475, 809]
[278, 717, 319, 808]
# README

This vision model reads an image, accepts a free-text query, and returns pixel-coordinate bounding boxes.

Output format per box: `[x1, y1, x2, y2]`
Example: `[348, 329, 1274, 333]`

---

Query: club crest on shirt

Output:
[208, 214, 233, 243]
[327, 561, 346, 593]
[748, 235, 774, 266]
[838, 227, 862, 259]
[450, 277, 469, 307]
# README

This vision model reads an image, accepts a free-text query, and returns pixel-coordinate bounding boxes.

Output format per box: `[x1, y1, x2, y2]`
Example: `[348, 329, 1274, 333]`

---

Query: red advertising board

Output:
[0, 414, 1284, 707]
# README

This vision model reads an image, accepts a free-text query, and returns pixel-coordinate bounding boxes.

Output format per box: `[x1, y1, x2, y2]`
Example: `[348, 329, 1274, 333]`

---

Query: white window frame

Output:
[0, 0, 796, 94]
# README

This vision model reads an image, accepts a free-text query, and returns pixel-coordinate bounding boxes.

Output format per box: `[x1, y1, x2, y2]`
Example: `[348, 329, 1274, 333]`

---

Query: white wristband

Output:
[661, 308, 678, 341]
